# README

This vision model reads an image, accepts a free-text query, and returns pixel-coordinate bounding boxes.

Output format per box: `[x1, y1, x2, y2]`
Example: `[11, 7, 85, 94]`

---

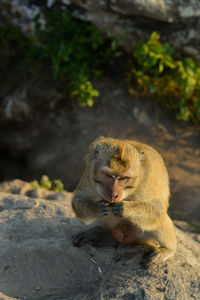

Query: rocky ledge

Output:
[0, 179, 199, 300]
[5, 0, 200, 58]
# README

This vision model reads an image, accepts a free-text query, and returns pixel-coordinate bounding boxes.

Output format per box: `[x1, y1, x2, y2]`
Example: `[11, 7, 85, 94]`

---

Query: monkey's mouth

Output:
[102, 195, 121, 203]
[102, 196, 112, 202]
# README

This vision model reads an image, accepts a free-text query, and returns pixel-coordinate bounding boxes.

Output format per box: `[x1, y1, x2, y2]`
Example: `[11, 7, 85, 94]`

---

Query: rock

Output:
[3, 0, 200, 59]
[0, 179, 199, 300]
[0, 80, 64, 123]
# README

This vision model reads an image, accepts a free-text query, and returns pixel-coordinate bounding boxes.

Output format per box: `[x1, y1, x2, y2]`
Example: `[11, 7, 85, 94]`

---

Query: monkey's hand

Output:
[97, 200, 111, 217]
[111, 202, 123, 217]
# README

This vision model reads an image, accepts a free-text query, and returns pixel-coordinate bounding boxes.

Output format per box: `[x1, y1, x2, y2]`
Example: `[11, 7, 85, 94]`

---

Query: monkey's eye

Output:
[105, 173, 113, 179]
[118, 176, 128, 182]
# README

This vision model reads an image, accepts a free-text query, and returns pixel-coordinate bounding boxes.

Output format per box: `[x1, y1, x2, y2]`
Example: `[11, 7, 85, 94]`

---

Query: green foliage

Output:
[53, 179, 65, 192]
[32, 11, 118, 106]
[188, 221, 200, 233]
[0, 23, 25, 49]
[1, 17, 200, 124]
[0, 23, 33, 68]
[128, 32, 200, 123]
[70, 76, 99, 107]
[0, 11, 120, 106]
[31, 175, 65, 192]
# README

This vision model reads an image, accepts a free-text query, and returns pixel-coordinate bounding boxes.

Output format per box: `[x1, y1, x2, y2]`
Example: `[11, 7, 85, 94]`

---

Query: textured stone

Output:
[0, 180, 199, 300]
[4, 0, 200, 58]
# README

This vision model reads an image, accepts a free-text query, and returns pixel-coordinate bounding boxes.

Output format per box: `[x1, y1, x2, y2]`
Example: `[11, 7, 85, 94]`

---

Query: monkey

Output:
[72, 136, 177, 266]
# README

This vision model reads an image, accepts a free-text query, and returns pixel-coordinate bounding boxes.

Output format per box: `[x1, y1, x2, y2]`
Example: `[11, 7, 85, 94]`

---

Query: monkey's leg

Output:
[72, 224, 116, 247]
[144, 214, 177, 266]
[112, 220, 141, 245]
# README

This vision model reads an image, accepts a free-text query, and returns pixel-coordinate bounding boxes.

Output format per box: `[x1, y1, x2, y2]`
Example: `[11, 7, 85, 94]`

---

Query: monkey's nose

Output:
[112, 193, 118, 200]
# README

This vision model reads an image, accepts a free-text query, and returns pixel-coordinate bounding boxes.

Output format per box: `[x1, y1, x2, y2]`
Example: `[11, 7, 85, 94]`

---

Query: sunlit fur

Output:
[72, 136, 177, 265]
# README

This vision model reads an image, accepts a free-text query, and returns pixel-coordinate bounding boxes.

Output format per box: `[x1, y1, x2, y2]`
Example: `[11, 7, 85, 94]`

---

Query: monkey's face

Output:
[92, 141, 144, 202]
[94, 167, 137, 202]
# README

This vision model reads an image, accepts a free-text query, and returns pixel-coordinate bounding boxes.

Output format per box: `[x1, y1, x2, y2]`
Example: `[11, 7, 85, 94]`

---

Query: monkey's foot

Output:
[72, 231, 89, 247]
[72, 226, 116, 247]
[142, 247, 174, 267]
[72, 230, 100, 247]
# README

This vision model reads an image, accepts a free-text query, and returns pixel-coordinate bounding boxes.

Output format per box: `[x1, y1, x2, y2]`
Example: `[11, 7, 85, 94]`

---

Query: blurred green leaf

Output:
[129, 31, 200, 123]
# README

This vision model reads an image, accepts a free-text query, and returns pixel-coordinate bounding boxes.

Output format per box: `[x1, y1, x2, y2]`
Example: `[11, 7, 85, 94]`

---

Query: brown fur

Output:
[72, 137, 177, 265]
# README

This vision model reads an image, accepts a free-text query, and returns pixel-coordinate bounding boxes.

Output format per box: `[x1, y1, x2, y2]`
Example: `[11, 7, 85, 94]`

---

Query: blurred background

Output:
[0, 0, 200, 225]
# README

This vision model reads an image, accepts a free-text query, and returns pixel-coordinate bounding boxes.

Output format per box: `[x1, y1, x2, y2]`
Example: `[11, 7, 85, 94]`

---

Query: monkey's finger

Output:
[98, 203, 110, 209]
[142, 248, 165, 268]
[98, 199, 110, 206]
[100, 211, 110, 216]
[97, 200, 111, 217]
[97, 210, 110, 217]
[111, 202, 124, 217]
[72, 232, 86, 247]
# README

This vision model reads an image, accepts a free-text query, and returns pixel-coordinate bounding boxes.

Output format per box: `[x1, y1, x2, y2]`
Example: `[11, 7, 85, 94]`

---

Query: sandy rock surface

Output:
[0, 179, 199, 300]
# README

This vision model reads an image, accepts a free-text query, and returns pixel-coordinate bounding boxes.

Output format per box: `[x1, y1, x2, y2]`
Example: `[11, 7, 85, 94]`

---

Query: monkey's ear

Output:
[94, 144, 101, 159]
[119, 146, 125, 161]
[140, 151, 145, 161]
[114, 146, 125, 161]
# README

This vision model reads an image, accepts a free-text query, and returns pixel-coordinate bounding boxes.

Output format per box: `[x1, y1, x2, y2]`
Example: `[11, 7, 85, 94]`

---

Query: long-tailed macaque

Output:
[72, 136, 176, 266]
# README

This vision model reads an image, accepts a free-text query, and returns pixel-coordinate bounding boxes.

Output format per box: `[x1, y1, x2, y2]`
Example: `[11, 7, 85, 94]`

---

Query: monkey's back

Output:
[131, 140, 170, 211]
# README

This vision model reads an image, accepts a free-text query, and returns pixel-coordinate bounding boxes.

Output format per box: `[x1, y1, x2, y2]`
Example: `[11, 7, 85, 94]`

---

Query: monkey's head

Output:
[89, 137, 145, 202]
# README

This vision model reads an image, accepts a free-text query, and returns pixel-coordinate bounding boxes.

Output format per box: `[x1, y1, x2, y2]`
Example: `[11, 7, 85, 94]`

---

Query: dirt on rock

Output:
[0, 179, 199, 300]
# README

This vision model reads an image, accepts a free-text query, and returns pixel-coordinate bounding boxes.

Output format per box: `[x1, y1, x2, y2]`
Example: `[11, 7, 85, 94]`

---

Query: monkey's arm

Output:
[112, 200, 165, 231]
[72, 195, 114, 247]
[72, 192, 98, 224]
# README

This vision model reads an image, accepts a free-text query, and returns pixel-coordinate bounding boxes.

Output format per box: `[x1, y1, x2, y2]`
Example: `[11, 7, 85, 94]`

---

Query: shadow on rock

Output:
[0, 180, 199, 300]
